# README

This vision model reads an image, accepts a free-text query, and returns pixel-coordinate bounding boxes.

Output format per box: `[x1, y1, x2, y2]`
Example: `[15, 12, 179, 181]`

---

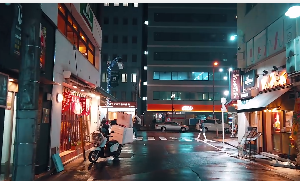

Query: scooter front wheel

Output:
[113, 145, 122, 158]
[88, 150, 100, 163]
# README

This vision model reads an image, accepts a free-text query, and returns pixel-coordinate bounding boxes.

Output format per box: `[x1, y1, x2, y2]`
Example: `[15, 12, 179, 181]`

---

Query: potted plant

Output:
[71, 142, 77, 150]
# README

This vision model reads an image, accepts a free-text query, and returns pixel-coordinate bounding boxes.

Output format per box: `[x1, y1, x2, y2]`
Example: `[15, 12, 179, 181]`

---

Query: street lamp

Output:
[171, 94, 175, 121]
[213, 61, 218, 137]
[224, 90, 229, 97]
[230, 35, 237, 41]
[285, 5, 300, 18]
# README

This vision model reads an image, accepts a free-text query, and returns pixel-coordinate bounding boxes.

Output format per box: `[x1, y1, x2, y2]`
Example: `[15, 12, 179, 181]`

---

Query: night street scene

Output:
[2, 2, 300, 181]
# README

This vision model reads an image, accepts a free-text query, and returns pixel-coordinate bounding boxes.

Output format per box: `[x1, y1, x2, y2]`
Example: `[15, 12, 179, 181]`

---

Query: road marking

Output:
[170, 137, 178, 140]
[159, 137, 167, 140]
[122, 149, 133, 153]
[148, 137, 155, 140]
[136, 137, 143, 141]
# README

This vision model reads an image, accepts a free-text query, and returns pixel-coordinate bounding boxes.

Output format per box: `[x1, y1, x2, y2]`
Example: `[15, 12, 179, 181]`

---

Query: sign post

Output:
[221, 97, 227, 148]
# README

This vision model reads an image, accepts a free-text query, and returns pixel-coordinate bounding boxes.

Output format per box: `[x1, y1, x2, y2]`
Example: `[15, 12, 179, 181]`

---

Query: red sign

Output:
[231, 69, 241, 100]
[147, 104, 222, 112]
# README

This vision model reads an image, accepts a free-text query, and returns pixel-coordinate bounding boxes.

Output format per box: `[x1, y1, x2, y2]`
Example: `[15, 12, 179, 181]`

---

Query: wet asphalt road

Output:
[41, 131, 290, 181]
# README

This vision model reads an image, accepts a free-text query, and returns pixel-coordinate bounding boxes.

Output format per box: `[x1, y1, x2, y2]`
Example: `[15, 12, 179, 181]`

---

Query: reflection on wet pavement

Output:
[39, 132, 292, 181]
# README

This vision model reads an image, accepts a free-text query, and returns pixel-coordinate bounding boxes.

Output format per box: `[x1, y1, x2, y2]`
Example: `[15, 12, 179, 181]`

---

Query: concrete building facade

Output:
[145, 3, 237, 125]
[99, 3, 145, 117]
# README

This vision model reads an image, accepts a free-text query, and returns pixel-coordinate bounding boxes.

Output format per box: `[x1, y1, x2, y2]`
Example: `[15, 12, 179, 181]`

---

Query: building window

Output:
[122, 36, 128, 43]
[113, 17, 118, 24]
[122, 54, 127, 62]
[133, 3, 138, 7]
[132, 36, 137, 44]
[153, 71, 211, 81]
[131, 73, 137, 82]
[123, 3, 128, 6]
[122, 73, 127, 82]
[113, 35, 118, 43]
[153, 91, 160, 100]
[154, 32, 227, 42]
[154, 13, 227, 23]
[102, 54, 108, 62]
[153, 52, 227, 62]
[192, 72, 209, 80]
[114, 3, 119, 6]
[121, 91, 126, 101]
[142, 97, 147, 100]
[131, 91, 136, 101]
[123, 18, 128, 25]
[103, 35, 108, 43]
[111, 91, 117, 98]
[132, 18, 137, 25]
[104, 3, 109, 6]
[104, 17, 109, 24]
[132, 54, 137, 62]
[101, 73, 107, 82]
[57, 4, 95, 66]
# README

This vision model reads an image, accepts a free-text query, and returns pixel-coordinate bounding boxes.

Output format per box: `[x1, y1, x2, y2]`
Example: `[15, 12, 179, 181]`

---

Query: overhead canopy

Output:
[237, 88, 291, 113]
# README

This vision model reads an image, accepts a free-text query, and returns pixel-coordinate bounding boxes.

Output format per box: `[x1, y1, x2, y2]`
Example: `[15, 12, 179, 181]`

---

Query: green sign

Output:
[80, 3, 93, 30]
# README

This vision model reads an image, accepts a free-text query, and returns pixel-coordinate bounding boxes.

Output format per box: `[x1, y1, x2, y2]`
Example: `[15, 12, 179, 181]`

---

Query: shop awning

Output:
[237, 88, 291, 113]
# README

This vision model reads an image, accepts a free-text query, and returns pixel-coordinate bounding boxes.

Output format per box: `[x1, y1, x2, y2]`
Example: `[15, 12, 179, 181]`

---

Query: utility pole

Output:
[12, 3, 41, 181]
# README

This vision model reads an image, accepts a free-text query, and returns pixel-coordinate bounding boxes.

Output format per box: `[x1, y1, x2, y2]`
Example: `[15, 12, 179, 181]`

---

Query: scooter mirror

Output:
[111, 131, 115, 133]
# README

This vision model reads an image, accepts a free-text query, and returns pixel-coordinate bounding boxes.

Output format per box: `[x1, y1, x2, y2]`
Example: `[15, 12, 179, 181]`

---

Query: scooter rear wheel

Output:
[88, 150, 99, 163]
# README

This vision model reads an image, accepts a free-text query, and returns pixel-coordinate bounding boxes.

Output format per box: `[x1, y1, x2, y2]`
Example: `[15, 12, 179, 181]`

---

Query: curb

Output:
[210, 140, 297, 181]
[35, 149, 92, 181]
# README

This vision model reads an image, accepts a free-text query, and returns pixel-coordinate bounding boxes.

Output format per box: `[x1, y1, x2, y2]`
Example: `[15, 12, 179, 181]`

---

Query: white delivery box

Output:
[117, 112, 133, 127]
[110, 125, 133, 144]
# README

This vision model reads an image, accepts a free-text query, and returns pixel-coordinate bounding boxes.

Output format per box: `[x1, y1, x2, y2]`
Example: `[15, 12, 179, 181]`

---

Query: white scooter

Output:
[88, 131, 122, 163]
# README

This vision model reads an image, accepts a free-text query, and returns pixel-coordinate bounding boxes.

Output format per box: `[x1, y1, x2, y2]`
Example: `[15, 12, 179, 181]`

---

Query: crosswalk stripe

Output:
[159, 137, 167, 140]
[148, 137, 155, 140]
[136, 137, 143, 141]
[170, 137, 178, 140]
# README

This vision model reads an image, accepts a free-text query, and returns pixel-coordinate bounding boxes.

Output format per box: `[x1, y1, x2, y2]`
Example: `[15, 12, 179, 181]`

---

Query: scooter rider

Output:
[100, 117, 109, 137]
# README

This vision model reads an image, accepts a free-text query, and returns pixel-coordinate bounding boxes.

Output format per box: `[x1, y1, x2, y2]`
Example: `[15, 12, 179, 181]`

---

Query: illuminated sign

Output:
[260, 71, 287, 91]
[106, 102, 136, 108]
[182, 106, 193, 111]
[231, 69, 241, 100]
[243, 70, 256, 89]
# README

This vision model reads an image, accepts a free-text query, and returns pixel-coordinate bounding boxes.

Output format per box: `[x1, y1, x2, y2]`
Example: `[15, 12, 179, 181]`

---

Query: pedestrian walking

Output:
[197, 120, 207, 141]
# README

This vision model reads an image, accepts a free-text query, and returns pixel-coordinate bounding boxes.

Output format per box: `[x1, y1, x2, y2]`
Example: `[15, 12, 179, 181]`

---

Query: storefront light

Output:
[91, 94, 95, 97]
[9, 78, 14, 82]
[56, 93, 63, 103]
[73, 86, 77, 88]
[81, 89, 84, 92]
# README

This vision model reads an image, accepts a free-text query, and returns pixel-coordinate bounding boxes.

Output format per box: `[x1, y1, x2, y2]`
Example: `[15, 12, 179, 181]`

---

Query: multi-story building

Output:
[99, 3, 145, 118]
[145, 3, 237, 125]
[236, 4, 297, 156]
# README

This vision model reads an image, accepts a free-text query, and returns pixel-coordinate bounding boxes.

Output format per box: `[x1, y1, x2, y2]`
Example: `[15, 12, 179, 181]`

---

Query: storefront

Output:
[146, 104, 223, 125]
[237, 68, 296, 155]
[100, 102, 136, 121]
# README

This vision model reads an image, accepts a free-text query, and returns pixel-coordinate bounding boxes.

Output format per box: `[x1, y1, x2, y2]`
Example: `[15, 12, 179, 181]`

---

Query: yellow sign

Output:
[260, 71, 287, 91]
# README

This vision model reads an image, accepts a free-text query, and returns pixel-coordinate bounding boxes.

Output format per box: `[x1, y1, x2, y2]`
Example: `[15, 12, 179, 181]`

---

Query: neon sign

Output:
[182, 106, 193, 111]
[260, 71, 287, 90]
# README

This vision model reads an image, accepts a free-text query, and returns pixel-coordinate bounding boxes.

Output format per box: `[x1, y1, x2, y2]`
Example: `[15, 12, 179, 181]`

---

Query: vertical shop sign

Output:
[246, 39, 254, 66]
[267, 16, 284, 56]
[230, 69, 241, 100]
[11, 4, 22, 56]
[0, 73, 9, 108]
[80, 3, 93, 30]
[254, 30, 267, 63]
[40, 24, 46, 69]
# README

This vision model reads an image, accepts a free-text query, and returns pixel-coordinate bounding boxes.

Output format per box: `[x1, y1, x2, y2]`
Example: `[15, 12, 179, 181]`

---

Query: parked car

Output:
[195, 119, 231, 133]
[155, 122, 189, 132]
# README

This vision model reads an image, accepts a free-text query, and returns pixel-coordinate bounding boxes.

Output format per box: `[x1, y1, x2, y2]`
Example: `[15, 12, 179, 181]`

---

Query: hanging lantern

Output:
[80, 97, 91, 116]
[72, 96, 82, 115]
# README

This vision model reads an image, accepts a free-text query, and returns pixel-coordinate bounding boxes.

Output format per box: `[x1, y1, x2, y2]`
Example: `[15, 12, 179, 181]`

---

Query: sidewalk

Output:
[210, 138, 300, 181]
